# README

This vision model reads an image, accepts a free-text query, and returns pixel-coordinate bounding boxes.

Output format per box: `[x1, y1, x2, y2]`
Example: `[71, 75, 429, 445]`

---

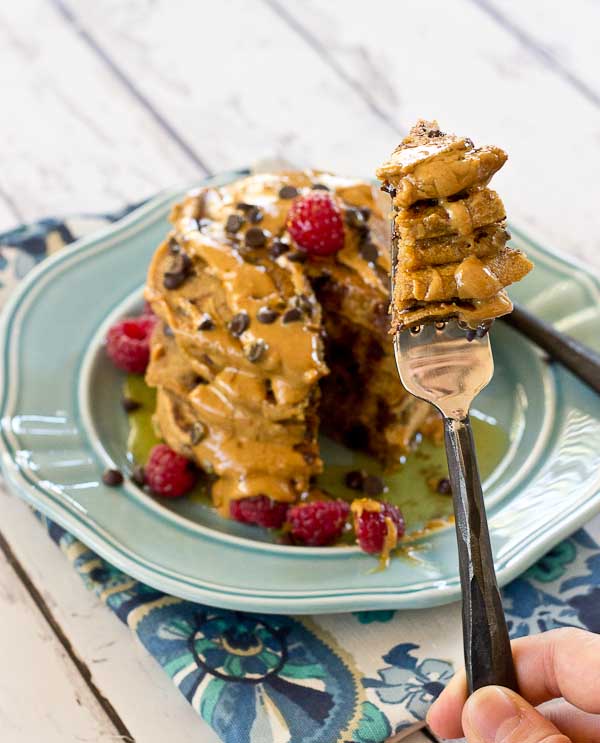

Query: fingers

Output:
[426, 669, 468, 739]
[461, 686, 570, 743]
[538, 699, 600, 743]
[508, 628, 600, 712]
[427, 628, 600, 738]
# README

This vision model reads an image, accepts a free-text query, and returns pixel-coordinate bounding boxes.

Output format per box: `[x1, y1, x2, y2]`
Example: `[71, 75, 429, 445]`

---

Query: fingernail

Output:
[464, 687, 522, 742]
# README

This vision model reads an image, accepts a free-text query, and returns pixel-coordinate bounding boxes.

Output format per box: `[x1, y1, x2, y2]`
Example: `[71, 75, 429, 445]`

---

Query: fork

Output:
[394, 320, 518, 695]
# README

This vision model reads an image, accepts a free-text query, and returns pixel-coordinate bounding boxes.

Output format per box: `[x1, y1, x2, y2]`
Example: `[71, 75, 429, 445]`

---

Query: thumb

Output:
[462, 686, 571, 743]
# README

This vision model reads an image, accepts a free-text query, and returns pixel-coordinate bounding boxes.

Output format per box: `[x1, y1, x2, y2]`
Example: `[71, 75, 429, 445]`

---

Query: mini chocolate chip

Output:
[163, 324, 174, 337]
[293, 294, 313, 315]
[282, 307, 303, 324]
[247, 206, 263, 224]
[121, 396, 141, 413]
[257, 306, 279, 324]
[245, 227, 267, 247]
[345, 208, 368, 229]
[163, 272, 186, 290]
[381, 183, 396, 197]
[225, 214, 244, 233]
[464, 137, 474, 148]
[131, 465, 145, 487]
[344, 470, 365, 491]
[236, 202, 256, 212]
[247, 340, 267, 363]
[198, 313, 215, 331]
[428, 129, 444, 138]
[359, 207, 371, 221]
[360, 241, 378, 264]
[437, 477, 452, 495]
[302, 451, 316, 465]
[190, 421, 207, 445]
[311, 183, 329, 191]
[363, 474, 384, 496]
[102, 468, 123, 487]
[228, 312, 250, 337]
[168, 237, 180, 253]
[270, 240, 289, 258]
[279, 185, 298, 199]
[163, 252, 192, 290]
[287, 251, 307, 263]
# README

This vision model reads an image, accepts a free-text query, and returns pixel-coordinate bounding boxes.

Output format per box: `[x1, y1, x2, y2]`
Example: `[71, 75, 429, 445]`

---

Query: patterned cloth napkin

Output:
[1, 215, 599, 743]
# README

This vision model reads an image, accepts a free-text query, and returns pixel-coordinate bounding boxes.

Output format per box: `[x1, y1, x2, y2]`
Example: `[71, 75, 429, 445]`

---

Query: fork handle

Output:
[444, 416, 518, 695]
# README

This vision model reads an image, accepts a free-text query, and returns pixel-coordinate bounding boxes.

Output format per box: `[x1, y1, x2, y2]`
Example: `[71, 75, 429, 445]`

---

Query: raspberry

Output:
[352, 499, 405, 555]
[106, 315, 157, 374]
[287, 499, 350, 546]
[230, 495, 288, 528]
[145, 444, 197, 498]
[287, 192, 345, 256]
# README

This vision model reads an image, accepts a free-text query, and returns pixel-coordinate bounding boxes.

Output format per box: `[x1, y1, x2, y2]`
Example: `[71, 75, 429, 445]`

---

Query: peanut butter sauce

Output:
[145, 171, 419, 516]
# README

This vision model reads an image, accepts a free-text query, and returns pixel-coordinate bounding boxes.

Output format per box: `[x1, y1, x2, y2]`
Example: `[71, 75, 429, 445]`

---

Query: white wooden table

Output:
[1, 1, 599, 741]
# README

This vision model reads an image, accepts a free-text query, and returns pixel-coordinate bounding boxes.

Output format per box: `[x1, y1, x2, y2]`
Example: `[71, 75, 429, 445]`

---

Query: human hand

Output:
[427, 628, 600, 742]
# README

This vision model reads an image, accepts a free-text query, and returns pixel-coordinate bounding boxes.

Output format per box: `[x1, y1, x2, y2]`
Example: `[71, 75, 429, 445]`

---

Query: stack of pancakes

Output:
[376, 120, 533, 331]
[145, 172, 440, 517]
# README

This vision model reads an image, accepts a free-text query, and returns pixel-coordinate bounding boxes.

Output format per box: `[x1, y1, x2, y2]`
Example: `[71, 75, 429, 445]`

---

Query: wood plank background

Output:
[1, 1, 598, 741]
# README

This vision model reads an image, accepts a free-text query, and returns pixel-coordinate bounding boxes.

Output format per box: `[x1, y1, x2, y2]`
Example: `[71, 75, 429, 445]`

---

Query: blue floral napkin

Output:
[1, 216, 599, 743]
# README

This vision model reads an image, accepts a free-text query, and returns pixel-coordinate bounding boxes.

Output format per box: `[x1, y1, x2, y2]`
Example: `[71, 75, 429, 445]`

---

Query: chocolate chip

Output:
[287, 251, 307, 263]
[163, 272, 186, 290]
[360, 241, 378, 264]
[279, 185, 298, 199]
[163, 251, 192, 290]
[225, 214, 244, 233]
[190, 421, 207, 445]
[270, 240, 289, 258]
[293, 294, 313, 316]
[198, 313, 215, 331]
[381, 183, 396, 197]
[257, 306, 279, 324]
[345, 208, 368, 229]
[245, 227, 267, 248]
[363, 474, 384, 496]
[428, 129, 444, 138]
[344, 470, 364, 491]
[228, 312, 250, 337]
[121, 396, 141, 413]
[247, 207, 263, 224]
[131, 465, 145, 487]
[282, 308, 302, 324]
[247, 340, 267, 363]
[236, 202, 256, 212]
[464, 137, 474, 148]
[102, 468, 123, 487]
[168, 237, 180, 253]
[437, 477, 452, 495]
[311, 183, 329, 191]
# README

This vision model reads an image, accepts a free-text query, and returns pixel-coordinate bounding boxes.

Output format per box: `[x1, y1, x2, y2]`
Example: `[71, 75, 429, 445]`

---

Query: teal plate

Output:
[2, 170, 600, 614]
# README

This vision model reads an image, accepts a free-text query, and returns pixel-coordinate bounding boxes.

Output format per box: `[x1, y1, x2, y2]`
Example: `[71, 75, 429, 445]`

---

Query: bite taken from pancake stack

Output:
[376, 120, 533, 332]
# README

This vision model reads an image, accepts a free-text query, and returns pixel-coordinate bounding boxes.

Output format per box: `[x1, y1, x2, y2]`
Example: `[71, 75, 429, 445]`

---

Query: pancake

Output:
[145, 171, 439, 517]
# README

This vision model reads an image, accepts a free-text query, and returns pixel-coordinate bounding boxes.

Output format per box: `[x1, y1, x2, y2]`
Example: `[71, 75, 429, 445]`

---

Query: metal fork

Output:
[394, 320, 518, 695]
